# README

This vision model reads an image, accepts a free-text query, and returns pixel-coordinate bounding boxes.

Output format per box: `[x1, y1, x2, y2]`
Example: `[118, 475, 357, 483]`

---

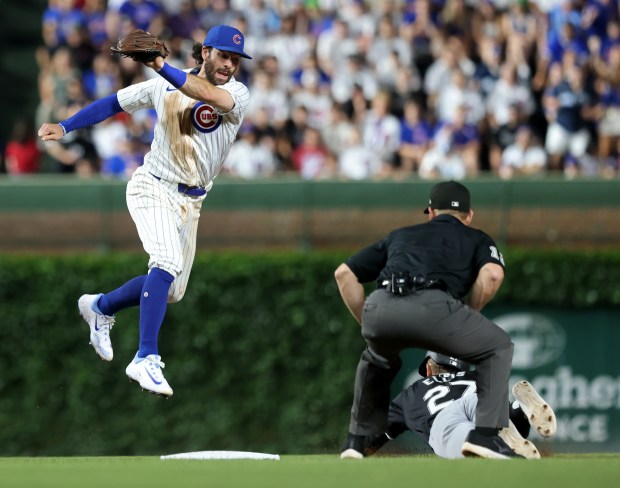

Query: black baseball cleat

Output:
[462, 430, 525, 459]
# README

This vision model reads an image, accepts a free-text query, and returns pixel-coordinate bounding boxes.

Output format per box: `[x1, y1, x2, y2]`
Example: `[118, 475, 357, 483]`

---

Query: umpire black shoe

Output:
[340, 433, 365, 459]
[340, 433, 390, 459]
[462, 430, 524, 459]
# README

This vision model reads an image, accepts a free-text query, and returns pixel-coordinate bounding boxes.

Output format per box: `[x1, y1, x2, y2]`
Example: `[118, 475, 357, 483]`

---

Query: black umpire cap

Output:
[423, 180, 471, 214]
[418, 351, 470, 377]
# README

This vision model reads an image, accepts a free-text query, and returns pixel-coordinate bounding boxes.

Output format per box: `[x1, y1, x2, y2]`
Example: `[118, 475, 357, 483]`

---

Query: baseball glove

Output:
[110, 29, 170, 63]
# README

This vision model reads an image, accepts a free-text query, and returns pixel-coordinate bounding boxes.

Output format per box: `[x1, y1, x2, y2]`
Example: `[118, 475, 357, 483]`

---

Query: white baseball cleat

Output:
[499, 420, 541, 459]
[78, 294, 114, 361]
[512, 380, 557, 438]
[126, 354, 173, 398]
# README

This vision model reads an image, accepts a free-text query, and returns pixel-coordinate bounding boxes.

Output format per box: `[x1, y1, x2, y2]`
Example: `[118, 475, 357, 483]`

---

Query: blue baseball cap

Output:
[203, 25, 252, 59]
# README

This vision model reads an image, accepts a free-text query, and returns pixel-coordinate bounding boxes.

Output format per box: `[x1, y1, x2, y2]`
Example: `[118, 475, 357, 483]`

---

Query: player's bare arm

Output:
[176, 69, 235, 113]
[468, 262, 504, 311]
[335, 263, 365, 325]
[146, 48, 236, 113]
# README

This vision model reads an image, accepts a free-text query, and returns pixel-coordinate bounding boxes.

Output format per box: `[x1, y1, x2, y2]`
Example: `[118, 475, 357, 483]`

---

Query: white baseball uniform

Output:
[117, 72, 250, 301]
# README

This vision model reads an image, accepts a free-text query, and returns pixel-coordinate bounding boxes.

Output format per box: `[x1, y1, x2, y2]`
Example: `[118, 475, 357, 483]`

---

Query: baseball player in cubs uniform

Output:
[38, 25, 252, 398]
[343, 352, 557, 460]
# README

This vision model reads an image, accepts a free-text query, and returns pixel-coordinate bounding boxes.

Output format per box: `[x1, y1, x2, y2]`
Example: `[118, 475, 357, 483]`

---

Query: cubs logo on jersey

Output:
[191, 102, 222, 133]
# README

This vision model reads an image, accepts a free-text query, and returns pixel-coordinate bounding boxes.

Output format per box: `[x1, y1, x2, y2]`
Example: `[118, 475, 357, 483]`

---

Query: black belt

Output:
[378, 279, 447, 295]
[151, 173, 207, 197]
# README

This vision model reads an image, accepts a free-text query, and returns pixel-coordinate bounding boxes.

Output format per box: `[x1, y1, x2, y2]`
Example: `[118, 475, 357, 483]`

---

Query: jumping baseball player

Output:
[341, 352, 557, 460]
[38, 25, 252, 398]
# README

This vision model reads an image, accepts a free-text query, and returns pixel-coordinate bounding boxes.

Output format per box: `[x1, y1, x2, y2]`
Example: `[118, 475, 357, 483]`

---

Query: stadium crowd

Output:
[3, 0, 620, 180]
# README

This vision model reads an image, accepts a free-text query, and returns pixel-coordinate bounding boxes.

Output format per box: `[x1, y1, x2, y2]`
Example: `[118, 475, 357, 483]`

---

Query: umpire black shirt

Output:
[345, 215, 505, 299]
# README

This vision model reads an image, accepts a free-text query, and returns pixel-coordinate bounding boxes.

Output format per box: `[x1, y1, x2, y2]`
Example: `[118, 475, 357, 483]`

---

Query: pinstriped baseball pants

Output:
[126, 166, 206, 303]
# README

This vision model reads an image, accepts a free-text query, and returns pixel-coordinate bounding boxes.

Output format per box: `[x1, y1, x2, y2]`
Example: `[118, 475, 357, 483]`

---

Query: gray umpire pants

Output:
[349, 288, 513, 436]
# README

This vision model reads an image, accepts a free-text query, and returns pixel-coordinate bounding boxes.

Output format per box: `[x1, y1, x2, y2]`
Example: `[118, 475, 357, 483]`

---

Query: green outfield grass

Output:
[2, 454, 620, 488]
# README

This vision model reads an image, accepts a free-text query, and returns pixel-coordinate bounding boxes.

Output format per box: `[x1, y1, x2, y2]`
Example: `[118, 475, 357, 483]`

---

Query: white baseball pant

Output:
[428, 392, 478, 459]
[126, 166, 206, 303]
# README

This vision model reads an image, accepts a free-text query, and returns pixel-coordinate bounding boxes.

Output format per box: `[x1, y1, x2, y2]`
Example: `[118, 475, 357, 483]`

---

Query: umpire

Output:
[335, 180, 519, 459]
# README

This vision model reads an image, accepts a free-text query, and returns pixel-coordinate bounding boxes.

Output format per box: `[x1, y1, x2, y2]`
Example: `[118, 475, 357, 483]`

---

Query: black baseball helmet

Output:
[418, 351, 470, 377]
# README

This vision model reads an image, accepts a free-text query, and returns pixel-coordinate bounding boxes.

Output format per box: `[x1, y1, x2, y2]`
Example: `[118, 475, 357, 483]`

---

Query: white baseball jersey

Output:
[117, 71, 250, 189]
[118, 70, 250, 301]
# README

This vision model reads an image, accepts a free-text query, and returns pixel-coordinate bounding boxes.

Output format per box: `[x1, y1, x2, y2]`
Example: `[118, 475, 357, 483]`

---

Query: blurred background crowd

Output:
[3, 0, 620, 181]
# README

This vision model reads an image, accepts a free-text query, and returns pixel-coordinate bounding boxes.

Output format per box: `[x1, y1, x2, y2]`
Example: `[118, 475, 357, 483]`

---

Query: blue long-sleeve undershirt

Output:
[60, 94, 123, 134]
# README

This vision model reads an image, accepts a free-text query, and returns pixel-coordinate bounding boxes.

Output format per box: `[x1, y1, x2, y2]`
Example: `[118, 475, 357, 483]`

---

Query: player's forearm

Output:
[180, 74, 233, 112]
[468, 263, 504, 311]
[155, 61, 233, 112]
[60, 94, 123, 135]
[335, 264, 365, 325]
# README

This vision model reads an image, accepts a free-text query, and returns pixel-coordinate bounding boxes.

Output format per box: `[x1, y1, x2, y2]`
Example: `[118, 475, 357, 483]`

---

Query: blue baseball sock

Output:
[137, 268, 175, 358]
[96, 275, 148, 316]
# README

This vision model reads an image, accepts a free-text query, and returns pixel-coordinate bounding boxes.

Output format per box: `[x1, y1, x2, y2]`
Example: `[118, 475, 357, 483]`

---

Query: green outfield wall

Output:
[0, 176, 619, 251]
[0, 251, 618, 456]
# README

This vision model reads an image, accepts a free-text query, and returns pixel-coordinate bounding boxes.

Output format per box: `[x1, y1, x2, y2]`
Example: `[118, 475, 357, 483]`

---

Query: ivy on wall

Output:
[0, 249, 617, 455]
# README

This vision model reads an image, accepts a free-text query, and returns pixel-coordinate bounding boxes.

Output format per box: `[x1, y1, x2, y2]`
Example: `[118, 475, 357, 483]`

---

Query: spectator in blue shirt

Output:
[82, 0, 109, 50]
[291, 54, 331, 93]
[117, 0, 164, 35]
[546, 22, 589, 65]
[42, 0, 85, 49]
[544, 63, 596, 172]
[473, 37, 502, 100]
[547, 0, 582, 46]
[399, 98, 433, 173]
[580, 0, 615, 40]
[419, 105, 480, 179]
